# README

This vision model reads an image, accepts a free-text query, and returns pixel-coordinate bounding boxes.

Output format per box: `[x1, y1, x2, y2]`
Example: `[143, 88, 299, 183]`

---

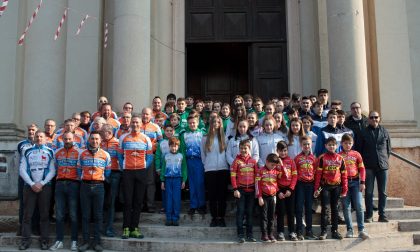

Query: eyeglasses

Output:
[72, 118, 80, 121]
[369, 116, 379, 119]
[124, 107, 133, 110]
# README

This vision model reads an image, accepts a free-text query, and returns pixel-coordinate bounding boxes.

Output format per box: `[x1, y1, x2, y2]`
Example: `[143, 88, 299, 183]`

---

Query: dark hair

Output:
[336, 110, 346, 116]
[301, 115, 313, 126]
[169, 136, 180, 146]
[276, 140, 288, 151]
[90, 130, 101, 136]
[341, 133, 353, 143]
[155, 112, 166, 120]
[327, 110, 338, 118]
[266, 153, 280, 164]
[280, 92, 291, 99]
[203, 96, 212, 102]
[234, 119, 253, 141]
[177, 97, 186, 103]
[318, 88, 329, 95]
[166, 93, 176, 100]
[169, 113, 180, 121]
[300, 135, 312, 143]
[239, 139, 251, 148]
[325, 137, 337, 145]
[273, 112, 288, 134]
[313, 101, 322, 107]
[243, 94, 253, 101]
[287, 118, 305, 145]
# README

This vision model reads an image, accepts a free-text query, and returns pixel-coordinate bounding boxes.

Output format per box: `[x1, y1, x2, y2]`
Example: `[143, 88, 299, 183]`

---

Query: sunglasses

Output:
[369, 116, 379, 119]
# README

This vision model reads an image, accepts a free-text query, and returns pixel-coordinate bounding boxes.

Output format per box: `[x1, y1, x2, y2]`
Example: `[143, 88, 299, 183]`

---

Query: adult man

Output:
[78, 131, 111, 252]
[345, 102, 368, 152]
[358, 111, 391, 223]
[56, 114, 88, 143]
[79, 111, 92, 133]
[44, 119, 57, 149]
[53, 119, 85, 150]
[317, 88, 330, 117]
[92, 97, 118, 121]
[118, 115, 153, 239]
[50, 132, 80, 251]
[140, 108, 163, 213]
[116, 112, 132, 139]
[101, 104, 121, 132]
[19, 131, 56, 250]
[16, 124, 38, 236]
[299, 96, 312, 117]
[330, 100, 343, 112]
[152, 96, 166, 119]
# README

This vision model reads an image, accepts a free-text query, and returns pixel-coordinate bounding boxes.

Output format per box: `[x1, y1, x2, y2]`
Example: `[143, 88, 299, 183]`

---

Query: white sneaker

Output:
[345, 230, 354, 238]
[49, 241, 63, 251]
[358, 230, 370, 240]
[70, 241, 78, 251]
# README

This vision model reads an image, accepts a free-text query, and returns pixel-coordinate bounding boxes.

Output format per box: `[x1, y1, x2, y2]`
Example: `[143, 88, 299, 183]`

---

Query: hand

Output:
[340, 193, 347, 198]
[233, 190, 241, 198]
[278, 158, 283, 167]
[161, 182, 165, 190]
[313, 190, 320, 198]
[278, 192, 285, 199]
[284, 190, 291, 198]
[359, 184, 365, 192]
[181, 182, 185, 189]
[31, 184, 41, 193]
[258, 197, 264, 206]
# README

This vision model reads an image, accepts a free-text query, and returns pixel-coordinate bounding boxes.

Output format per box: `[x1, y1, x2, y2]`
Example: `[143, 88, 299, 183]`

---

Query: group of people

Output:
[16, 89, 391, 251]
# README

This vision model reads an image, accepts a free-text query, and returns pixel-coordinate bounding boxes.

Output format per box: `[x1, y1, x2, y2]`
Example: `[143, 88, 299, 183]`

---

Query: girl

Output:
[276, 141, 298, 241]
[256, 115, 285, 168]
[301, 115, 317, 154]
[286, 118, 305, 159]
[273, 111, 288, 137]
[247, 112, 261, 137]
[195, 99, 204, 113]
[226, 119, 259, 166]
[201, 115, 229, 227]
[232, 95, 244, 107]
[258, 102, 275, 126]
[225, 105, 247, 140]
[212, 100, 222, 114]
[220, 103, 232, 132]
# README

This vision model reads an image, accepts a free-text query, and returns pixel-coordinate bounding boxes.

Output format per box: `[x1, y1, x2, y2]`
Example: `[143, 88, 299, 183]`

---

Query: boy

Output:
[243, 94, 254, 113]
[230, 140, 258, 243]
[176, 98, 189, 129]
[256, 153, 283, 242]
[154, 112, 167, 135]
[166, 93, 177, 104]
[314, 137, 348, 240]
[180, 115, 207, 214]
[253, 97, 266, 120]
[169, 113, 186, 137]
[160, 137, 187, 226]
[314, 110, 346, 156]
[186, 96, 194, 111]
[294, 136, 317, 240]
[339, 134, 369, 239]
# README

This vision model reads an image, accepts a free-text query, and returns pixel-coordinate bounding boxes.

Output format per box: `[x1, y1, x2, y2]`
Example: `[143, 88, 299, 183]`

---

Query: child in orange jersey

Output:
[294, 136, 317, 240]
[275, 141, 298, 241]
[256, 153, 283, 243]
[230, 139, 258, 243]
[314, 137, 348, 240]
[339, 134, 369, 239]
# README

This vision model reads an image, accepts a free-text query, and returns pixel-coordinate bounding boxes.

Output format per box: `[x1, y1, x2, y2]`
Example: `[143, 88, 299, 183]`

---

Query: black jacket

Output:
[358, 125, 391, 170]
[345, 115, 368, 152]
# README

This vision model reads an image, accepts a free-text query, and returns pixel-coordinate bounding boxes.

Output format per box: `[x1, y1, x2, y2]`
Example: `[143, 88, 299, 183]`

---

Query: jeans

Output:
[55, 180, 80, 241]
[164, 177, 182, 222]
[236, 190, 254, 237]
[122, 169, 147, 229]
[365, 169, 388, 218]
[105, 171, 121, 233]
[295, 181, 314, 233]
[260, 195, 276, 235]
[341, 180, 364, 231]
[320, 185, 340, 232]
[80, 182, 104, 244]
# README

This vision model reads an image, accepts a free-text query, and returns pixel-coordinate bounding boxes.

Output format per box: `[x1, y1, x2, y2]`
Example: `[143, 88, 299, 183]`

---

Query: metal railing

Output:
[391, 151, 420, 169]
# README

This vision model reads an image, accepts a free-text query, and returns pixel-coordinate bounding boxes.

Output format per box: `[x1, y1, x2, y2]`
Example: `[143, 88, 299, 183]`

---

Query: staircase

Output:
[0, 197, 419, 251]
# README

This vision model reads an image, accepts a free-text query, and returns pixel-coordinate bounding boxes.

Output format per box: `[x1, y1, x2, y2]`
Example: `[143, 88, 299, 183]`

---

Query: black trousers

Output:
[122, 169, 148, 229]
[276, 187, 295, 233]
[205, 170, 230, 218]
[320, 185, 341, 232]
[260, 195, 276, 235]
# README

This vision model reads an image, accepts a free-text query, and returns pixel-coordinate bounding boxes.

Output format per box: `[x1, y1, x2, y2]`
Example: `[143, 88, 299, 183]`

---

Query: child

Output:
[212, 100, 222, 114]
[230, 140, 258, 243]
[258, 102, 275, 126]
[186, 96, 194, 111]
[273, 111, 288, 137]
[155, 125, 175, 214]
[220, 103, 231, 132]
[256, 115, 285, 168]
[314, 137, 348, 240]
[154, 112, 167, 135]
[169, 113, 185, 136]
[275, 141, 298, 241]
[180, 115, 207, 215]
[243, 94, 254, 113]
[253, 97, 266, 120]
[339, 134, 369, 239]
[247, 112, 261, 137]
[255, 153, 282, 242]
[294, 136, 317, 240]
[195, 100, 204, 113]
[286, 118, 305, 159]
[301, 115, 317, 154]
[226, 119, 259, 166]
[225, 105, 247, 140]
[176, 98, 189, 129]
[160, 137, 187, 226]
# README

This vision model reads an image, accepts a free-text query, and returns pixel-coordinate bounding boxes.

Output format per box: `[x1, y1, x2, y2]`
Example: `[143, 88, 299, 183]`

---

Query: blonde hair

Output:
[205, 115, 226, 153]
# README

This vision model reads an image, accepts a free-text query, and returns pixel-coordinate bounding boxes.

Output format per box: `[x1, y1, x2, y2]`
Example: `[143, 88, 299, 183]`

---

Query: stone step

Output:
[387, 207, 420, 220]
[414, 232, 420, 245]
[0, 232, 414, 252]
[398, 219, 420, 232]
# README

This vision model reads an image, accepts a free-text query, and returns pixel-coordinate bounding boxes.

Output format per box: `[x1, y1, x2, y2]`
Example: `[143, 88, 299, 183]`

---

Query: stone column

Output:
[286, 0, 302, 94]
[172, 0, 186, 97]
[112, 0, 151, 112]
[326, 0, 369, 111]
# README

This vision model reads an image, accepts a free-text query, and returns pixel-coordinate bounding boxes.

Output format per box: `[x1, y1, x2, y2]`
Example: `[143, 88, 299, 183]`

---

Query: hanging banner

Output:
[17, 0, 43, 45]
[54, 8, 68, 40]
[75, 14, 89, 35]
[0, 0, 8, 17]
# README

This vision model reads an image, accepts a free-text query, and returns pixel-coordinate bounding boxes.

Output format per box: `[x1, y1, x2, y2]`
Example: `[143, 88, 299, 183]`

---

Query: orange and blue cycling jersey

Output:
[91, 110, 118, 121]
[101, 137, 120, 171]
[77, 148, 111, 181]
[116, 127, 131, 140]
[140, 122, 162, 153]
[56, 127, 88, 143]
[54, 145, 81, 180]
[53, 133, 85, 151]
[118, 132, 153, 170]
[45, 133, 56, 149]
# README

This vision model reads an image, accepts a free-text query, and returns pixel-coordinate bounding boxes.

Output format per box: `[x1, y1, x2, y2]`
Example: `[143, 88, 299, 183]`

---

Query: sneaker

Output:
[41, 240, 49, 250]
[345, 230, 354, 238]
[70, 241, 78, 251]
[332, 231, 343, 240]
[105, 229, 115, 237]
[261, 234, 270, 242]
[197, 207, 207, 215]
[238, 236, 245, 243]
[305, 230, 317, 240]
[268, 233, 276, 242]
[318, 230, 327, 240]
[289, 232, 298, 241]
[358, 230, 370, 240]
[130, 227, 144, 239]
[49, 241, 63, 251]
[188, 208, 196, 215]
[246, 236, 257, 242]
[165, 221, 173, 226]
[93, 243, 103, 252]
[297, 232, 304, 240]
[210, 218, 218, 227]
[378, 215, 389, 222]
[276, 232, 285, 241]
[77, 243, 89, 252]
[146, 207, 156, 213]
[218, 218, 226, 227]
[172, 221, 179, 226]
[364, 217, 373, 223]
[121, 227, 130, 239]
[19, 240, 30, 250]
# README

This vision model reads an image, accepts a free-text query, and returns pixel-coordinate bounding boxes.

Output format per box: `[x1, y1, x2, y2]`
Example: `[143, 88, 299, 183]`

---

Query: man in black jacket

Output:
[345, 102, 368, 152]
[358, 111, 391, 223]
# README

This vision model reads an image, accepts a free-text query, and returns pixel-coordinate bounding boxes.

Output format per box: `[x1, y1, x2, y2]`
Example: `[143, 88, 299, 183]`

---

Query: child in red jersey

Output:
[230, 139, 258, 243]
[294, 135, 317, 240]
[275, 141, 298, 241]
[339, 134, 369, 239]
[256, 153, 283, 243]
[314, 137, 348, 240]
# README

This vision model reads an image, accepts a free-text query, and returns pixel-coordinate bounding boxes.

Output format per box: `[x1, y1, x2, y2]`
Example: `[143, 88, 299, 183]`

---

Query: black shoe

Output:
[16, 226, 22, 236]
[159, 208, 165, 214]
[40, 240, 49, 250]
[332, 231, 343, 240]
[165, 221, 173, 226]
[246, 236, 257, 242]
[378, 215, 389, 222]
[305, 230, 317, 240]
[78, 243, 90, 252]
[188, 208, 196, 215]
[364, 217, 373, 223]
[49, 216, 56, 224]
[93, 243, 103, 252]
[146, 207, 156, 213]
[319, 230, 327, 240]
[373, 204, 378, 211]
[238, 236, 245, 243]
[210, 218, 218, 227]
[218, 218, 226, 227]
[197, 207, 207, 215]
[19, 241, 30, 250]
[172, 221, 179, 226]
[338, 216, 346, 224]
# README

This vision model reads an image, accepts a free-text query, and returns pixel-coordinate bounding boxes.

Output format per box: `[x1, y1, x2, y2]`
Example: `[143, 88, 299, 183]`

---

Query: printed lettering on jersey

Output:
[80, 158, 107, 167]
[123, 141, 148, 149]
